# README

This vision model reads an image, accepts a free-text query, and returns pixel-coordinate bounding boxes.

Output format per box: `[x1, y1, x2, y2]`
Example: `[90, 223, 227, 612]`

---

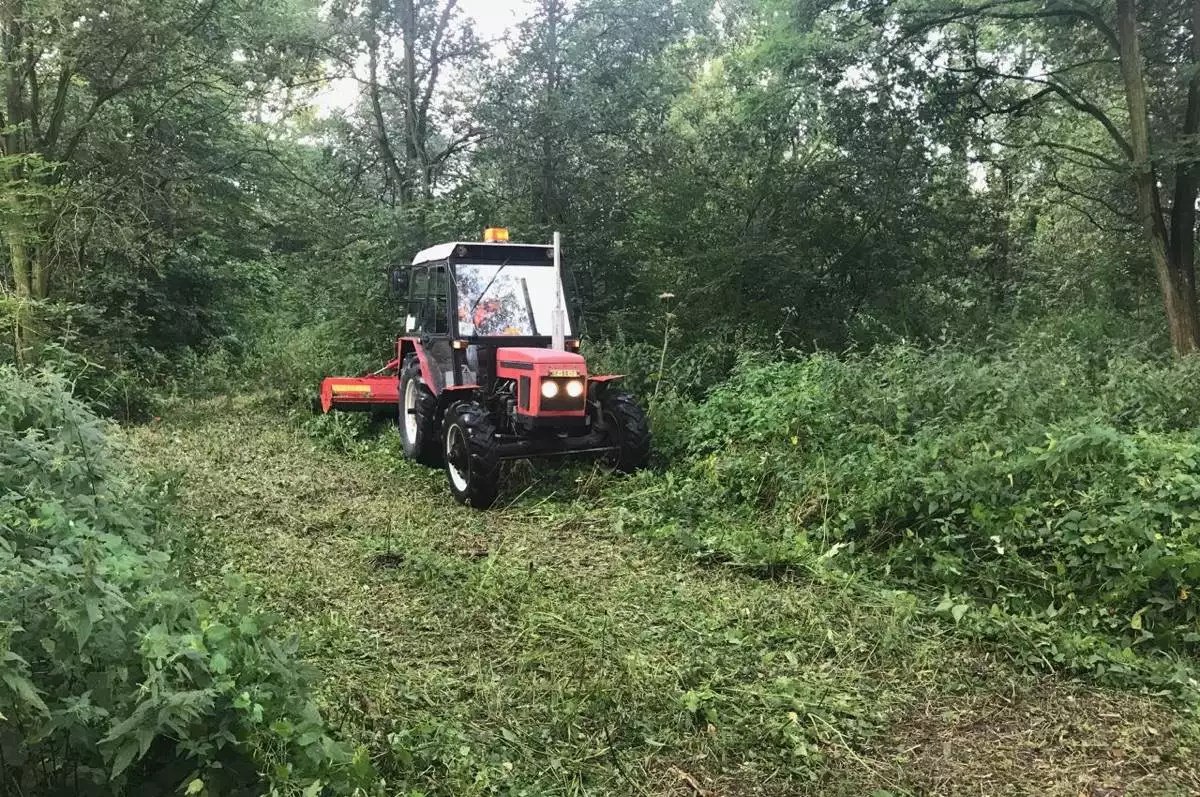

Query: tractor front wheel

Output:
[597, 391, 652, 473]
[443, 403, 500, 509]
[398, 356, 441, 466]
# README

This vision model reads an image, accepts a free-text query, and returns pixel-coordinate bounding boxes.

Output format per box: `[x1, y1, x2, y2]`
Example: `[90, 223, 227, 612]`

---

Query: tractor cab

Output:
[320, 229, 650, 509]
[393, 231, 578, 394]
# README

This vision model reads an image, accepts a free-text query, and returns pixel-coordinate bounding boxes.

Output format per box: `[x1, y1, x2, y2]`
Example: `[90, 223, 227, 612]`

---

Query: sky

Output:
[313, 0, 535, 115]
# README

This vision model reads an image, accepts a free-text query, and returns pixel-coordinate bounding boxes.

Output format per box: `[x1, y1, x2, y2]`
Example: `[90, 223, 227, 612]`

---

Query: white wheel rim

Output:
[446, 425, 469, 491]
[403, 378, 418, 441]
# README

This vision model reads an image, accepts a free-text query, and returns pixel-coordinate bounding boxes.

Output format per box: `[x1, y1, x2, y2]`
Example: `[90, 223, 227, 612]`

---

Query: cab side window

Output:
[408, 263, 450, 335]
[429, 265, 450, 334]
[407, 266, 430, 333]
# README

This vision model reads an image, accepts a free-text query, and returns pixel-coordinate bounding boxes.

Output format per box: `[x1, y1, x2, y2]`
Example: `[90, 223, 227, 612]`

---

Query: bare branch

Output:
[419, 0, 458, 130]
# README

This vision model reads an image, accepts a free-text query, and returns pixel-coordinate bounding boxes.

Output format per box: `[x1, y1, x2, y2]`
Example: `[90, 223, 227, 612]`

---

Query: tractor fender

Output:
[438, 384, 480, 409]
[586, 375, 624, 399]
[397, 337, 438, 394]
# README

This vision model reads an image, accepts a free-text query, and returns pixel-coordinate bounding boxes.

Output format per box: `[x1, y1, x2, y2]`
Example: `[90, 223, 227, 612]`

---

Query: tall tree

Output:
[907, 0, 1200, 354]
[331, 0, 482, 209]
[1, 0, 321, 291]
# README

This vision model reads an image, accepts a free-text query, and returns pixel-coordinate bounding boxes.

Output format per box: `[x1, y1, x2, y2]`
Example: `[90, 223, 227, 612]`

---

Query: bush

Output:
[628, 340, 1200, 675]
[0, 366, 367, 796]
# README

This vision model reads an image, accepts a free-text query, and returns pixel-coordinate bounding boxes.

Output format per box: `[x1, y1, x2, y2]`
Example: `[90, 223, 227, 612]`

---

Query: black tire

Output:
[443, 402, 501, 509]
[398, 355, 441, 466]
[596, 391, 652, 473]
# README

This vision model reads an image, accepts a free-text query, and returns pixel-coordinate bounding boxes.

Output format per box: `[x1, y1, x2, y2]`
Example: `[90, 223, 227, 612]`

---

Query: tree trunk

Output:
[367, 0, 403, 206]
[1117, 0, 1200, 354]
[537, 0, 562, 226]
[9, 237, 30, 295]
[30, 240, 46, 297]
[3, 0, 34, 362]
[1169, 0, 1200, 293]
[400, 0, 420, 204]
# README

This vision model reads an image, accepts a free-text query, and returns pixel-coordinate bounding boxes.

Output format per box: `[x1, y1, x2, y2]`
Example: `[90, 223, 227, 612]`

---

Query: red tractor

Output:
[318, 229, 651, 508]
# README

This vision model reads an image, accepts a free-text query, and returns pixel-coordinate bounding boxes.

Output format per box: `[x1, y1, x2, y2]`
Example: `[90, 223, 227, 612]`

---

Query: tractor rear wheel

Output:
[597, 391, 651, 473]
[443, 403, 501, 509]
[398, 355, 441, 466]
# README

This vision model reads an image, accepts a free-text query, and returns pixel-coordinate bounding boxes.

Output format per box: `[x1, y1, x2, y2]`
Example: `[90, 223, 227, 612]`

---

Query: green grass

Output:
[129, 398, 1200, 796]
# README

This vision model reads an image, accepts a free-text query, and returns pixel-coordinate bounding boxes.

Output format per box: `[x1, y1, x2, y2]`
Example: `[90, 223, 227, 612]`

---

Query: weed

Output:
[0, 369, 365, 796]
[633, 342, 1200, 698]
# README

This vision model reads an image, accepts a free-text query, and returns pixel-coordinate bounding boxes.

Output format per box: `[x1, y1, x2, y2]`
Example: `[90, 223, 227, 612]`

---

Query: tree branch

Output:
[1057, 196, 1137, 234]
[960, 64, 1133, 159]
[366, 0, 403, 204]
[418, 0, 458, 131]
[1049, 173, 1134, 221]
[982, 135, 1124, 170]
[43, 66, 74, 151]
[906, 0, 1120, 52]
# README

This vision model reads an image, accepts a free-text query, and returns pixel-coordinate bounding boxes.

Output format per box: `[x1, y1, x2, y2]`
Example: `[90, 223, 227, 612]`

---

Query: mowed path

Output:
[129, 399, 1200, 796]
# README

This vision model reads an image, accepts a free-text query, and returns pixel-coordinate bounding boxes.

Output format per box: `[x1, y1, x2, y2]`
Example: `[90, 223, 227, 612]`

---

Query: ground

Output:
[128, 398, 1200, 796]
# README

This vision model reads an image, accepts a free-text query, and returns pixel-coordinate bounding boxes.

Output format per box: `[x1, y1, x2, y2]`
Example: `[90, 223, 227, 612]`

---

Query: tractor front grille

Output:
[539, 379, 587, 411]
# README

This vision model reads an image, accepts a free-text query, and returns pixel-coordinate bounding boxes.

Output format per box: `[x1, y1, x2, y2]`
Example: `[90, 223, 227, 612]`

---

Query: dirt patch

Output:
[834, 676, 1198, 796]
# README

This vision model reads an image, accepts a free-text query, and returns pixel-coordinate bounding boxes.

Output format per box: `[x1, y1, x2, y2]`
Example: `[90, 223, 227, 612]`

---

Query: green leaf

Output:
[186, 778, 205, 795]
[1130, 608, 1146, 630]
[209, 652, 229, 674]
[951, 604, 969, 622]
[1, 672, 48, 715]
[76, 610, 94, 648]
[111, 739, 141, 778]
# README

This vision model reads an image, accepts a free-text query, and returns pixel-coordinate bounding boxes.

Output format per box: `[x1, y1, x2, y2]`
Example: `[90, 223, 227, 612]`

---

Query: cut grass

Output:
[128, 398, 1200, 796]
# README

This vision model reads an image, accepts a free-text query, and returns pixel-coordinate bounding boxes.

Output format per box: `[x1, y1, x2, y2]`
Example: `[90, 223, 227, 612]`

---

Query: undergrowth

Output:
[291, 334, 1200, 701]
[145, 394, 1200, 795]
[0, 367, 368, 796]
[617, 339, 1200, 700]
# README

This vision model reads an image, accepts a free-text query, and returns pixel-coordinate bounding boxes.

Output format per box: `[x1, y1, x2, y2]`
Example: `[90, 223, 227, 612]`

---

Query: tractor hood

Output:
[495, 348, 588, 418]
[495, 347, 586, 371]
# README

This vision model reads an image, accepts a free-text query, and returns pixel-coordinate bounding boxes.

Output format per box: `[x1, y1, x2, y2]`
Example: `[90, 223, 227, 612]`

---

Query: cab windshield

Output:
[455, 263, 571, 337]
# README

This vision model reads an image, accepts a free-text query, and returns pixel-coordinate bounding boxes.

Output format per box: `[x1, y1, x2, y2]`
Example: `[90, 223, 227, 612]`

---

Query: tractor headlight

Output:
[566, 379, 584, 398]
[541, 380, 560, 399]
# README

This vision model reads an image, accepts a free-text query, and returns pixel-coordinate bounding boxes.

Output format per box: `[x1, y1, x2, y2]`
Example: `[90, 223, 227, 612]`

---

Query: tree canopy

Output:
[3, 0, 1197, 385]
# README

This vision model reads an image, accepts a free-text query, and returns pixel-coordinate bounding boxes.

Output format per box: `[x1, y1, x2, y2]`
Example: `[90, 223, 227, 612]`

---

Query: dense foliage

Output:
[630, 336, 1200, 694]
[0, 367, 364, 795]
[6, 0, 1196, 394]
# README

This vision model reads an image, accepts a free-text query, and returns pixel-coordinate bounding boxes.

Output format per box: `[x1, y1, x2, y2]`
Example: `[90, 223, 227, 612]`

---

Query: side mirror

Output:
[389, 266, 410, 299]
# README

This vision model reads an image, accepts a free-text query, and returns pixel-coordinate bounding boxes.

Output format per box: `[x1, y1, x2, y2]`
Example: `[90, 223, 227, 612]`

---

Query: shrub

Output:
[629, 341, 1200, 669]
[0, 366, 367, 796]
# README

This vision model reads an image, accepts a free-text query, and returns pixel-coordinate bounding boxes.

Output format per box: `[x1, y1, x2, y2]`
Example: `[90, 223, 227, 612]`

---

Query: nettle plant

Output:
[645, 343, 1200, 659]
[0, 368, 368, 796]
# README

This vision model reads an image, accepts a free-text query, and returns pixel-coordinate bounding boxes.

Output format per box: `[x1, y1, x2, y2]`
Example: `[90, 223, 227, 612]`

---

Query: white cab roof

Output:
[411, 241, 552, 265]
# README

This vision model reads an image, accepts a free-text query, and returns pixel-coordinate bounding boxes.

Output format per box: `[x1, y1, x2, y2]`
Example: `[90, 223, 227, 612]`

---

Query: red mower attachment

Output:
[319, 359, 401, 414]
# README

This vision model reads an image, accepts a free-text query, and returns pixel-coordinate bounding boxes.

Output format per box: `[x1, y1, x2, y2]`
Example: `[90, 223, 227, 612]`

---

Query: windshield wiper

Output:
[467, 258, 512, 321]
[520, 277, 538, 335]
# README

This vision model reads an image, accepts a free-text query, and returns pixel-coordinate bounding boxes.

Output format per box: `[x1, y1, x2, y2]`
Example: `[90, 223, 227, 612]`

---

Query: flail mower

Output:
[317, 229, 651, 508]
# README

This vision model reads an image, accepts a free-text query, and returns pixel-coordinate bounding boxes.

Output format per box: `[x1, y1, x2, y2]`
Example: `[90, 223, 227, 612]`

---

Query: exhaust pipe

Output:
[552, 231, 566, 351]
